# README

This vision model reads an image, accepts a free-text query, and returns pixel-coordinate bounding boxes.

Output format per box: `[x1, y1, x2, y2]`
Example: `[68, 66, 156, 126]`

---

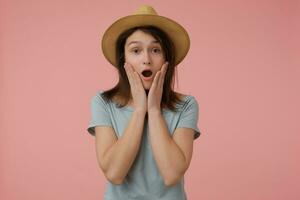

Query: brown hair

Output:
[101, 25, 185, 111]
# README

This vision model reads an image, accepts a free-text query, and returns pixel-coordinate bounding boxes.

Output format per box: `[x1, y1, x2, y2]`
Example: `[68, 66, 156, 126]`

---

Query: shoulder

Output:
[175, 92, 197, 103]
[173, 92, 198, 111]
[175, 92, 186, 99]
[174, 92, 188, 101]
[90, 90, 111, 106]
[92, 90, 128, 109]
[91, 90, 105, 102]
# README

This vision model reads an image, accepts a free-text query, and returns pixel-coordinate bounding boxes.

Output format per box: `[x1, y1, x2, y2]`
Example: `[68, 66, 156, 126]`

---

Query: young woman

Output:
[87, 5, 201, 200]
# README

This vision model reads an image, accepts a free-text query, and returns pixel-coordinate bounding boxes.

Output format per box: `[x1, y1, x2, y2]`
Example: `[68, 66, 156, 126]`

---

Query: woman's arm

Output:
[96, 109, 146, 184]
[148, 110, 194, 187]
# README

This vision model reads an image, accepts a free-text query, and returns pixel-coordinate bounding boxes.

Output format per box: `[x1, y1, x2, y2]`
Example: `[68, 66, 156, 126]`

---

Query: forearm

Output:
[103, 110, 146, 184]
[148, 110, 186, 186]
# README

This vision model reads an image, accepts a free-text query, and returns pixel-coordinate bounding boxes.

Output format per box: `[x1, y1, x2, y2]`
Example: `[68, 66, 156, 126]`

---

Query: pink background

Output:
[1, 0, 299, 199]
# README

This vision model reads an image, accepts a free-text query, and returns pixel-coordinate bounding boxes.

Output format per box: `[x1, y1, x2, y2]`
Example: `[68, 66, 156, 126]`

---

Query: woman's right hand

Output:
[124, 62, 147, 113]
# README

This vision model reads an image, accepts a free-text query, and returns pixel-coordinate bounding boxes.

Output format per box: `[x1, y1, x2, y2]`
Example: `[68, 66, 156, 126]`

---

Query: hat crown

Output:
[133, 5, 158, 15]
[102, 5, 190, 68]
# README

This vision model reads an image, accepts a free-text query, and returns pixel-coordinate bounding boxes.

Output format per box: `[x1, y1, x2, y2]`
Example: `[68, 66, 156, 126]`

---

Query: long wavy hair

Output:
[101, 25, 185, 111]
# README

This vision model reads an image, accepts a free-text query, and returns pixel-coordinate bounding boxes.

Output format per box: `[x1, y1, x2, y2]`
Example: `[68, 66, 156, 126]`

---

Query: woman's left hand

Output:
[147, 62, 168, 114]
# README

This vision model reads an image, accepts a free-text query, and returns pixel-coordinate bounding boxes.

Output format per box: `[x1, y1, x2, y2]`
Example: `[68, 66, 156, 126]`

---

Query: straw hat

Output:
[101, 5, 190, 68]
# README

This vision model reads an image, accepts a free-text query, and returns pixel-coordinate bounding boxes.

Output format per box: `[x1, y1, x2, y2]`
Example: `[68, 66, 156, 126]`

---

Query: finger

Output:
[149, 71, 161, 98]
[133, 72, 144, 87]
[158, 62, 168, 88]
[128, 63, 142, 92]
[127, 63, 139, 87]
[152, 71, 161, 89]
[163, 62, 168, 77]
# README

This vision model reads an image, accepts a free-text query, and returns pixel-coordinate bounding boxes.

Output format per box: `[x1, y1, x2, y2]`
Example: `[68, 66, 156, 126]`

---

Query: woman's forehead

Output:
[126, 40, 160, 47]
[125, 30, 160, 46]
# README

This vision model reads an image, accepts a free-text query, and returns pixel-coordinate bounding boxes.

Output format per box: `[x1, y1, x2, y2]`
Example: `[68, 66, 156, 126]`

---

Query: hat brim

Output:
[101, 14, 190, 68]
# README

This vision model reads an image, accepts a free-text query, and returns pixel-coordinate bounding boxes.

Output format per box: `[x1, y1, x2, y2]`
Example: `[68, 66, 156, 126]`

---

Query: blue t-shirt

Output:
[87, 90, 201, 200]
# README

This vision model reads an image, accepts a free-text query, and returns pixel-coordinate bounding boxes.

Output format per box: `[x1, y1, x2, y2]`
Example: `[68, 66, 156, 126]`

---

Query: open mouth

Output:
[141, 70, 153, 78]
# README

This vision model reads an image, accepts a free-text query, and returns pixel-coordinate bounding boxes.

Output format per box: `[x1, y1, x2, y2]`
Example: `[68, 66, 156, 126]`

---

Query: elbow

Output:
[107, 175, 124, 185]
[163, 166, 186, 187]
[109, 178, 124, 185]
[105, 170, 124, 185]
[100, 162, 124, 185]
[163, 172, 183, 187]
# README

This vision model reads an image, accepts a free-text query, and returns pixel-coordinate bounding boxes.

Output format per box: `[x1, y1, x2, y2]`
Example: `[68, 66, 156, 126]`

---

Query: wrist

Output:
[148, 109, 161, 116]
[133, 109, 147, 116]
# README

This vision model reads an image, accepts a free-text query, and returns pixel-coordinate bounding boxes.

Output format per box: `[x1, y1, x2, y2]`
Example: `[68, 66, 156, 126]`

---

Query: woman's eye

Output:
[130, 48, 161, 54]
[131, 48, 140, 54]
[153, 48, 161, 53]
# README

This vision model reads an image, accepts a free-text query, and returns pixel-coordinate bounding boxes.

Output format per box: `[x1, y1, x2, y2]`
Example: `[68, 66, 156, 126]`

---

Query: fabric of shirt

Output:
[87, 90, 201, 200]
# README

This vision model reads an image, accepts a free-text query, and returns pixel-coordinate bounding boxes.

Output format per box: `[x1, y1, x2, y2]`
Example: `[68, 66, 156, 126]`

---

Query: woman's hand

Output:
[124, 62, 147, 113]
[147, 62, 168, 114]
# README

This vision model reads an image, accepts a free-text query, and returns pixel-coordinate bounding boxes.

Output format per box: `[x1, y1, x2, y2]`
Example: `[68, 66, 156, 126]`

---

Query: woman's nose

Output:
[143, 52, 151, 65]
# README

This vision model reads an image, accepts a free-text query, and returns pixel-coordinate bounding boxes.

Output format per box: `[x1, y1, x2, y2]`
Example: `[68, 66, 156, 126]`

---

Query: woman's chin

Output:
[142, 82, 152, 90]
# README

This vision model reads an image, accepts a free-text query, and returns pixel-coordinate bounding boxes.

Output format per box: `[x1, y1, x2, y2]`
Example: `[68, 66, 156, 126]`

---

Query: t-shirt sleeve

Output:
[86, 93, 113, 136]
[176, 96, 201, 140]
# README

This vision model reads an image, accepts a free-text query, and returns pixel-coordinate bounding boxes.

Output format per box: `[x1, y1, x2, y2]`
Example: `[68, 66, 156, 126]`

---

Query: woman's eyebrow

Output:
[127, 40, 159, 46]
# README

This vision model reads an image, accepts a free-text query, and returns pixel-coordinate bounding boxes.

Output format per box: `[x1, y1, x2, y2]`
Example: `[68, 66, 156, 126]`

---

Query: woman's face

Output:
[124, 30, 166, 90]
